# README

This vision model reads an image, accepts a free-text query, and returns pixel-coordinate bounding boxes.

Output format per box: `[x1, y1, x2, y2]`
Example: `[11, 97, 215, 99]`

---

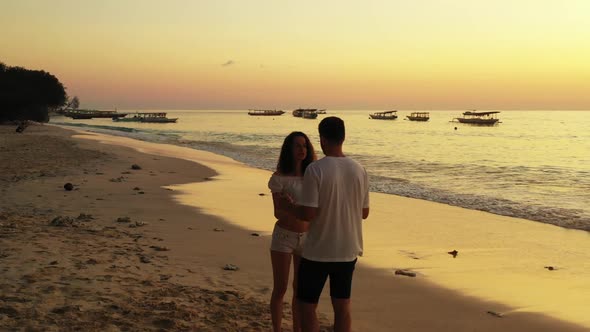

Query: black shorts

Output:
[296, 257, 357, 304]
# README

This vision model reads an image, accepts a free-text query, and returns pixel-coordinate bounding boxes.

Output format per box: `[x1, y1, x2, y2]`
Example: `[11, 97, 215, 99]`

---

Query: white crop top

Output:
[267, 174, 304, 204]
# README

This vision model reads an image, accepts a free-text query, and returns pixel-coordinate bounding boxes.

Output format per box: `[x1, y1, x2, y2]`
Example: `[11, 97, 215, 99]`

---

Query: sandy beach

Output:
[1, 123, 587, 332]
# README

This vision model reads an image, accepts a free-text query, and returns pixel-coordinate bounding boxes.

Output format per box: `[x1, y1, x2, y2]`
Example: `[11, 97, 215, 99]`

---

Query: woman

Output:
[268, 131, 316, 332]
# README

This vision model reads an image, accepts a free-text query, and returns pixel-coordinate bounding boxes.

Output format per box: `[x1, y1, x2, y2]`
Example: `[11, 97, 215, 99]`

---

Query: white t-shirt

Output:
[299, 156, 369, 262]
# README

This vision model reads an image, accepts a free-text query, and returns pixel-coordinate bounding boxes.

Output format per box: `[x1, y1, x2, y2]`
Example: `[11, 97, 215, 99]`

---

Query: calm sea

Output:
[52, 110, 590, 231]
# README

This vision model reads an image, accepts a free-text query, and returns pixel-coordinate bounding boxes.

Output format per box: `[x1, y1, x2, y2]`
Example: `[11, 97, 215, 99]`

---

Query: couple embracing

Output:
[268, 117, 370, 332]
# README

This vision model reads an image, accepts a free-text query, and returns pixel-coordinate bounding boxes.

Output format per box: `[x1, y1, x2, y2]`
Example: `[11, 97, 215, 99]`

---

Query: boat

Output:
[113, 112, 177, 123]
[406, 112, 430, 121]
[292, 108, 317, 117]
[112, 113, 142, 122]
[369, 110, 398, 120]
[70, 114, 93, 120]
[316, 109, 327, 114]
[64, 109, 128, 119]
[302, 110, 318, 119]
[140, 112, 177, 123]
[454, 111, 500, 125]
[247, 109, 285, 116]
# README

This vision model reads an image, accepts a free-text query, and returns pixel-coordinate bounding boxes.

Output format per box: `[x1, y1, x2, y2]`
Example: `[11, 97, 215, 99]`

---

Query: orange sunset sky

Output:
[1, 0, 589, 110]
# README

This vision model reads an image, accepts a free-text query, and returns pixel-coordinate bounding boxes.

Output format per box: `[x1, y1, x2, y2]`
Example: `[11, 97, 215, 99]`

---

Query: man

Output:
[295, 116, 370, 332]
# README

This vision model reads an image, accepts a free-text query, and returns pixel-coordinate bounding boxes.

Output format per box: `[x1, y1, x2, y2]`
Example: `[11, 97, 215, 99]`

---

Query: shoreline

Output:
[1, 123, 587, 331]
[48, 111, 590, 234]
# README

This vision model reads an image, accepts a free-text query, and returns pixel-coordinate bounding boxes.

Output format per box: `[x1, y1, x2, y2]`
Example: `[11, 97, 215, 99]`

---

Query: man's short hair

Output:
[318, 116, 345, 144]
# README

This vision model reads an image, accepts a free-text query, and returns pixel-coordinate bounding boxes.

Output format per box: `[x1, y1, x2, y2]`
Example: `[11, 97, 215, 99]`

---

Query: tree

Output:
[70, 96, 80, 110]
[0, 63, 67, 122]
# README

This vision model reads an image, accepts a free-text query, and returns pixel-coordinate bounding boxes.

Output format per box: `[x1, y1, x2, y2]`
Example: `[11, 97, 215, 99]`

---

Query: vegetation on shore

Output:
[0, 62, 69, 123]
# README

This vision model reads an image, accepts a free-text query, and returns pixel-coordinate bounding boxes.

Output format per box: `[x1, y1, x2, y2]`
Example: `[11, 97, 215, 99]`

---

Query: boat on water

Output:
[141, 113, 178, 123]
[406, 112, 430, 121]
[247, 109, 285, 116]
[302, 110, 318, 119]
[113, 112, 177, 123]
[454, 111, 500, 125]
[64, 109, 128, 120]
[292, 108, 317, 117]
[316, 109, 327, 114]
[369, 110, 398, 120]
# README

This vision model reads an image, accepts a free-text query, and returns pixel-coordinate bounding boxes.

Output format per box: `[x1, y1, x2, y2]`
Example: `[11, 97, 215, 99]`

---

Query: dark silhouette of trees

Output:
[0, 62, 67, 122]
[69, 96, 80, 110]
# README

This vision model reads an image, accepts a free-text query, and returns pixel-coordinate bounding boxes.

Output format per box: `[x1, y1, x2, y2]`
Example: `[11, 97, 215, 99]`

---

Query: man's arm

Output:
[362, 167, 370, 219]
[296, 165, 319, 221]
[301, 205, 318, 222]
[362, 208, 369, 219]
[282, 201, 317, 222]
[274, 194, 318, 222]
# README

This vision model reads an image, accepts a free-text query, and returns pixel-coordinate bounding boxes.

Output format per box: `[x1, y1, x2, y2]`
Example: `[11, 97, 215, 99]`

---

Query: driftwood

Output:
[394, 269, 416, 277]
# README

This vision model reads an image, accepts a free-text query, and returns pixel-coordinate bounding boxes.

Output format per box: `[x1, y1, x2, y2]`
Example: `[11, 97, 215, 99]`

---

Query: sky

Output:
[1, 0, 589, 110]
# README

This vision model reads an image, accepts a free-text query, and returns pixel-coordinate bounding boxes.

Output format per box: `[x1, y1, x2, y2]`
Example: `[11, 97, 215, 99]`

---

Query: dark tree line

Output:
[0, 62, 67, 122]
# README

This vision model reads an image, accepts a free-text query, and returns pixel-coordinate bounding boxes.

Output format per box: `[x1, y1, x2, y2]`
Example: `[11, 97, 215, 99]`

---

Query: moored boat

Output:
[454, 111, 500, 125]
[292, 108, 317, 117]
[302, 110, 318, 119]
[138, 112, 177, 123]
[64, 109, 128, 119]
[406, 112, 430, 121]
[113, 112, 177, 123]
[247, 109, 285, 116]
[369, 110, 398, 120]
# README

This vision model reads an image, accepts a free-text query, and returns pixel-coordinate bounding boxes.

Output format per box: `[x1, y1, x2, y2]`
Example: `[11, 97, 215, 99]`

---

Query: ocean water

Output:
[52, 110, 590, 231]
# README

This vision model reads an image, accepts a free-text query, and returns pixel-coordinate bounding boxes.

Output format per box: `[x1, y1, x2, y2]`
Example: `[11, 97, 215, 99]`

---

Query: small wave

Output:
[370, 176, 590, 232]
[52, 122, 136, 133]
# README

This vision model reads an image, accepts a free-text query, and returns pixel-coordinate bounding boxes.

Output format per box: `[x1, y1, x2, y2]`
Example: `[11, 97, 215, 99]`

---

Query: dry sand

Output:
[0, 123, 587, 331]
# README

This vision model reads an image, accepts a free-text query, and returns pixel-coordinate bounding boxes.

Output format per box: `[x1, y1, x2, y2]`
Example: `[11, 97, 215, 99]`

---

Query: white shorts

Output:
[270, 224, 307, 255]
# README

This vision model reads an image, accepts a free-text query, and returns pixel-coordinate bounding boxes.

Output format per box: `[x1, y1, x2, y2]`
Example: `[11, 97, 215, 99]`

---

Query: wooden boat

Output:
[64, 109, 128, 119]
[292, 108, 317, 117]
[455, 111, 500, 125]
[114, 112, 177, 123]
[316, 109, 327, 114]
[140, 113, 177, 123]
[369, 110, 398, 120]
[113, 113, 142, 122]
[302, 110, 318, 119]
[406, 112, 430, 121]
[247, 109, 285, 116]
[70, 114, 93, 120]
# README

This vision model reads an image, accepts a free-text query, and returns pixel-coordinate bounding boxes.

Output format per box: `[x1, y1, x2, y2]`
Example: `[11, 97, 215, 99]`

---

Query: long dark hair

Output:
[276, 131, 316, 175]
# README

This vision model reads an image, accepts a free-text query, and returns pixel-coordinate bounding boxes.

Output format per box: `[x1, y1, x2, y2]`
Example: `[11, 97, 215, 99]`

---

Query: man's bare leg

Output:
[331, 298, 351, 332]
[299, 301, 319, 332]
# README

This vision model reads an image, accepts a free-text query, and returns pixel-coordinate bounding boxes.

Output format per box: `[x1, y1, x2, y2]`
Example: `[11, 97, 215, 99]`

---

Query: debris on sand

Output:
[49, 216, 78, 227]
[223, 264, 239, 271]
[116, 216, 131, 223]
[487, 310, 503, 318]
[394, 269, 416, 277]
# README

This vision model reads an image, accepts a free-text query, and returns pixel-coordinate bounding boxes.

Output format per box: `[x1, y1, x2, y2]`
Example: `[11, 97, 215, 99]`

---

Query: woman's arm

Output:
[272, 192, 296, 222]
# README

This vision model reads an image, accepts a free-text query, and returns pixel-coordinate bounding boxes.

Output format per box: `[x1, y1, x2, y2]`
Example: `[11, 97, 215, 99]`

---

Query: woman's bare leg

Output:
[292, 254, 302, 332]
[271, 250, 292, 332]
